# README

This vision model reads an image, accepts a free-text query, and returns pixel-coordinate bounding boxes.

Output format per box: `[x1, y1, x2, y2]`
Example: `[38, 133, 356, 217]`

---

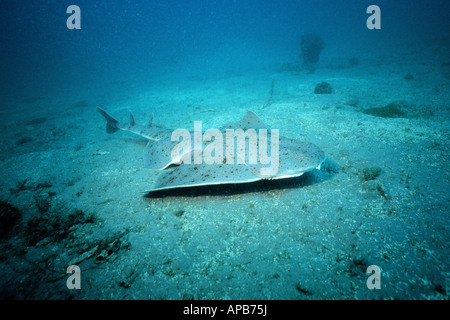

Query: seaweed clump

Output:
[300, 33, 325, 73]
[25, 208, 96, 246]
[15, 136, 33, 145]
[360, 166, 382, 182]
[0, 201, 22, 239]
[363, 101, 407, 118]
[363, 100, 432, 119]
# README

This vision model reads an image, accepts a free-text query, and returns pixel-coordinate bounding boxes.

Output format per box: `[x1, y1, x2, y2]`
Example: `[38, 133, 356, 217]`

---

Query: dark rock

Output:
[314, 81, 333, 94]
[404, 73, 414, 81]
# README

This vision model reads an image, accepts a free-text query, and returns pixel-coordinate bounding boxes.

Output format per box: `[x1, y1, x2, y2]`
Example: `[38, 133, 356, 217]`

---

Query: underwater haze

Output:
[2, 0, 449, 104]
[0, 0, 449, 300]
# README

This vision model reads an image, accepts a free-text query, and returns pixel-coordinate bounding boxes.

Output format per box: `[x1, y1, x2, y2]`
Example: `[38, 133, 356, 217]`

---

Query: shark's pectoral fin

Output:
[247, 163, 277, 179]
[143, 140, 175, 170]
[143, 140, 203, 170]
[148, 163, 261, 192]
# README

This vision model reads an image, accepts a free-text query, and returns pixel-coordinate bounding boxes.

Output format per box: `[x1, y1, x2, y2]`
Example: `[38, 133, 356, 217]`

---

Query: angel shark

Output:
[97, 107, 325, 192]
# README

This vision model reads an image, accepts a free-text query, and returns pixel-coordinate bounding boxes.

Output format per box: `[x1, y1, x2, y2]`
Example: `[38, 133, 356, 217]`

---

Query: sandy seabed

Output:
[0, 43, 448, 300]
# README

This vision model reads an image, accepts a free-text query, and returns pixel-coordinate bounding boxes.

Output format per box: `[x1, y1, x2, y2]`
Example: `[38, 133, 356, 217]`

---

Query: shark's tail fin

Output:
[97, 107, 120, 134]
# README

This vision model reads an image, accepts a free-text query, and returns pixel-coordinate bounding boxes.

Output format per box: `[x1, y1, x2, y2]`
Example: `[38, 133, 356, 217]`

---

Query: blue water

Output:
[0, 0, 449, 300]
[2, 0, 449, 103]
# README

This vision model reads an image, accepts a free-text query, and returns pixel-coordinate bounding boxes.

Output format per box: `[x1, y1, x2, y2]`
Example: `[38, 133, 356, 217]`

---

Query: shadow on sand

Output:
[144, 158, 338, 199]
